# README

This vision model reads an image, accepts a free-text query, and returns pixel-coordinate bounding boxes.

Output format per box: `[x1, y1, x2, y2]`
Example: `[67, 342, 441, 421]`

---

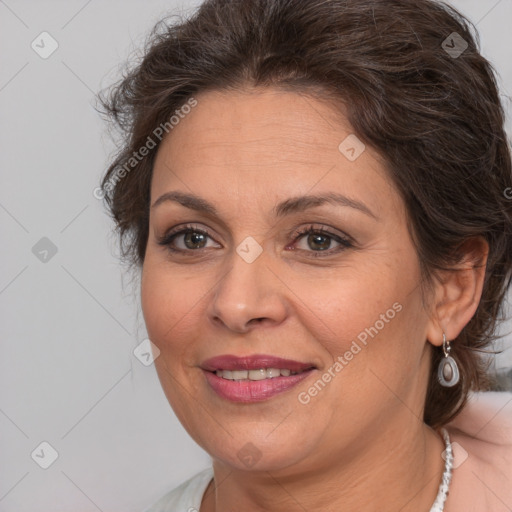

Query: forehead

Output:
[151, 87, 400, 220]
[156, 88, 352, 164]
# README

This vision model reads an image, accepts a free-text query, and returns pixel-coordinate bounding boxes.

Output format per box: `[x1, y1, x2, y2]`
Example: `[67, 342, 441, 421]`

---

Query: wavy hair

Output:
[98, 0, 512, 428]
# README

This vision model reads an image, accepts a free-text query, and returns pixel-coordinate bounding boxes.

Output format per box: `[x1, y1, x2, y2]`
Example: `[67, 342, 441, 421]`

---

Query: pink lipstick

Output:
[201, 354, 316, 402]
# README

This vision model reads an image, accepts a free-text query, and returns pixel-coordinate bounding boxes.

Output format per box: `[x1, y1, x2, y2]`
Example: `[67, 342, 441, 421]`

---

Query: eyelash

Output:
[157, 224, 354, 258]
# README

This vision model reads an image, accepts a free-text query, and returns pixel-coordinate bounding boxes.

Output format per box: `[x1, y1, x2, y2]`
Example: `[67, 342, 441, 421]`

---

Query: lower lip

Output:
[203, 370, 314, 402]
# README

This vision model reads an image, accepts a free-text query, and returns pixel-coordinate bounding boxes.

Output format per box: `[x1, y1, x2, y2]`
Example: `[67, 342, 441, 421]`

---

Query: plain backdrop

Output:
[1, 0, 511, 510]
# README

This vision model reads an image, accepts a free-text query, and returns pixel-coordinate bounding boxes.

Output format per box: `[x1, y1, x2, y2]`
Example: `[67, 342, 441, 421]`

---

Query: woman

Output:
[98, 0, 512, 510]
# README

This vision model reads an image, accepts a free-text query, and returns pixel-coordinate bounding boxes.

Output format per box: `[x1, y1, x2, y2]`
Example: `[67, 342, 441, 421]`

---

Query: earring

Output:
[438, 333, 460, 387]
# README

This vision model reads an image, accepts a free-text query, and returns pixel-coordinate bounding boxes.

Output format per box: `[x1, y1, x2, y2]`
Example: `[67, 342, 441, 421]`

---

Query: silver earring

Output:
[438, 333, 460, 387]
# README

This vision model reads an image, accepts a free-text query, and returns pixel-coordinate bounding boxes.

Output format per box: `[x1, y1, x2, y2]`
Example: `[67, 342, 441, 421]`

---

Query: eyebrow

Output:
[151, 190, 378, 220]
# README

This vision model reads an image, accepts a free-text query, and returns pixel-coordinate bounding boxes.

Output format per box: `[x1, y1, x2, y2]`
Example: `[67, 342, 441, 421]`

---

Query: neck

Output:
[201, 421, 446, 512]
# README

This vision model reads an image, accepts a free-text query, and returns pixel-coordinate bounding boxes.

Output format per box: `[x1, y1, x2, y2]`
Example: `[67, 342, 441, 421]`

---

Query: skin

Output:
[140, 87, 488, 512]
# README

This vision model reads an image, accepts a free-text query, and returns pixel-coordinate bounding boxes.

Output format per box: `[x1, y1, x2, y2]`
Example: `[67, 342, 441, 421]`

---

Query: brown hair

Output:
[98, 0, 512, 428]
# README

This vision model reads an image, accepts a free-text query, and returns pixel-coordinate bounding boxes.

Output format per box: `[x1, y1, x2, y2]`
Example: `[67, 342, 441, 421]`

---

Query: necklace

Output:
[429, 428, 453, 512]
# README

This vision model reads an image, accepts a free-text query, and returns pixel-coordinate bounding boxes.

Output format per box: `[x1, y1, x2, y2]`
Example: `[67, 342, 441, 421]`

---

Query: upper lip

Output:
[201, 354, 316, 372]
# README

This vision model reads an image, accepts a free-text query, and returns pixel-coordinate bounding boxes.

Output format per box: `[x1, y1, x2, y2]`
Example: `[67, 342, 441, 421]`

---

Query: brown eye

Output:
[292, 225, 353, 258]
[182, 231, 208, 249]
[304, 232, 333, 251]
[157, 225, 219, 253]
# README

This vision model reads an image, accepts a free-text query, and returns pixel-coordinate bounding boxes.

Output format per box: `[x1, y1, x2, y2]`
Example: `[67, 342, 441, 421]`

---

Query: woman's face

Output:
[141, 87, 435, 473]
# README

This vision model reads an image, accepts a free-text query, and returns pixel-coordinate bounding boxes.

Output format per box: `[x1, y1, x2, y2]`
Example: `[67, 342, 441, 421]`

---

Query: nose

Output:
[207, 246, 288, 334]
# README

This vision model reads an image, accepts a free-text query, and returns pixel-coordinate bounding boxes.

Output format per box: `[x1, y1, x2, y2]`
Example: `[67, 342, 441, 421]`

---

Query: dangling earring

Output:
[438, 333, 460, 387]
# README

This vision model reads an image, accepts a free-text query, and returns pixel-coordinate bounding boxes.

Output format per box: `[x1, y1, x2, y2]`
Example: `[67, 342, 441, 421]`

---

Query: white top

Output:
[143, 391, 512, 512]
[143, 467, 213, 512]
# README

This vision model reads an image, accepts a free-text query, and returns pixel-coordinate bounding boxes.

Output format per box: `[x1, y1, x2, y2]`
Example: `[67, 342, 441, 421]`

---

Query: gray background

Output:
[1, 0, 511, 510]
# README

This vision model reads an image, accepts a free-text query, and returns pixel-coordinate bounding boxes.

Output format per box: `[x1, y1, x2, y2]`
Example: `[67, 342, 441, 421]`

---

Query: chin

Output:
[201, 428, 318, 473]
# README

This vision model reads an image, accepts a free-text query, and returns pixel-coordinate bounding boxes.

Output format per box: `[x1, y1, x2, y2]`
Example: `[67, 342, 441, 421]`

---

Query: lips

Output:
[201, 354, 316, 402]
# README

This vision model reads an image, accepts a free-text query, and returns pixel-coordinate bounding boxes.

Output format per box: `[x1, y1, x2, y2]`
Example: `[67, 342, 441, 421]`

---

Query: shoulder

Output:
[444, 391, 512, 511]
[446, 390, 512, 457]
[142, 467, 214, 512]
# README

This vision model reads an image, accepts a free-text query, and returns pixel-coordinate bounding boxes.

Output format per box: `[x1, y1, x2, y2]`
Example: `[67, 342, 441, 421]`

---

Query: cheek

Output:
[303, 261, 426, 397]
[140, 258, 200, 354]
[294, 263, 405, 357]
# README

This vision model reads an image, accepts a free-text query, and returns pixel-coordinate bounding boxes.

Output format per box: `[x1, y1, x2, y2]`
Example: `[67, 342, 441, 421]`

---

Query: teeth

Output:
[214, 369, 303, 380]
[249, 369, 268, 380]
[231, 370, 248, 380]
[215, 368, 305, 381]
[266, 368, 281, 378]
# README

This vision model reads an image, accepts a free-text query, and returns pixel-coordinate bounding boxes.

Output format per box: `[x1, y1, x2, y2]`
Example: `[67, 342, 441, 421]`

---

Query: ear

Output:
[426, 236, 489, 347]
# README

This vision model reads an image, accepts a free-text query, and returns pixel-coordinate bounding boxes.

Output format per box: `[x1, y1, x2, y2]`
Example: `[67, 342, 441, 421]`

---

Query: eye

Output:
[290, 224, 353, 257]
[157, 223, 354, 258]
[157, 224, 219, 253]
